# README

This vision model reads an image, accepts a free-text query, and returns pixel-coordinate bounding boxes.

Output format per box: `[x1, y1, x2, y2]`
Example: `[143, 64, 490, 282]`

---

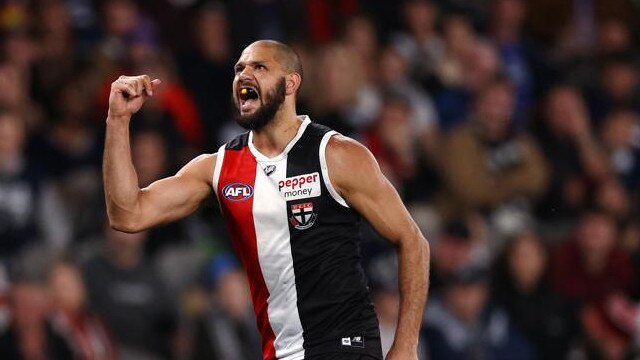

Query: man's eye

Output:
[256, 64, 266, 70]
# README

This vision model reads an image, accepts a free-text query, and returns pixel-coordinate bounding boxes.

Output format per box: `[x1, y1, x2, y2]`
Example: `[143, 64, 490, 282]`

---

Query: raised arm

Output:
[103, 75, 215, 233]
[326, 135, 430, 360]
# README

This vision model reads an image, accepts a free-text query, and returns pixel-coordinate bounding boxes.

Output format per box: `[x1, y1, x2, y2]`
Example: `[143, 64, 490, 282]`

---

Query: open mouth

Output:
[238, 85, 260, 112]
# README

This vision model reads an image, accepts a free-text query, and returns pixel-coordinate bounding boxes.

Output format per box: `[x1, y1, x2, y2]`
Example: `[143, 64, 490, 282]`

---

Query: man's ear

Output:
[285, 73, 302, 96]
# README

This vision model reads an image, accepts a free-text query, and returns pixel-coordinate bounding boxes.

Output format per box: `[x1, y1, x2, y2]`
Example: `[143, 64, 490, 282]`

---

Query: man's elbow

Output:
[399, 228, 430, 256]
[106, 209, 145, 233]
[416, 232, 431, 264]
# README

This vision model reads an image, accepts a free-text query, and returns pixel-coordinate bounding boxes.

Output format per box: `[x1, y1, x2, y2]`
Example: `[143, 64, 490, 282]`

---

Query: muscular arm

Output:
[103, 75, 215, 232]
[326, 135, 430, 359]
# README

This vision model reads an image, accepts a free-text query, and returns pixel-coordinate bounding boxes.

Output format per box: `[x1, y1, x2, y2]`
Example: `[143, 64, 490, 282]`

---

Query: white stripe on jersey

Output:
[252, 158, 305, 360]
[319, 131, 349, 208]
[212, 144, 226, 201]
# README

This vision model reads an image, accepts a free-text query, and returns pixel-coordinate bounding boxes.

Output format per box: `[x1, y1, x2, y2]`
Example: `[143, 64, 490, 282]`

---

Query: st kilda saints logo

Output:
[289, 202, 317, 230]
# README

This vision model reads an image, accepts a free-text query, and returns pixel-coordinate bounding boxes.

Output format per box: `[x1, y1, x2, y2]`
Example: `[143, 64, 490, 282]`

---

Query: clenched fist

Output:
[108, 75, 162, 120]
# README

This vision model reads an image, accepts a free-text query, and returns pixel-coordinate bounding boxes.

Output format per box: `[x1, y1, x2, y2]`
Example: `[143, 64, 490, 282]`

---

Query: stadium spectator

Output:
[594, 177, 631, 221]
[83, 225, 177, 359]
[177, 2, 234, 150]
[306, 43, 364, 136]
[422, 265, 535, 360]
[489, 0, 533, 123]
[492, 232, 578, 359]
[552, 209, 634, 303]
[364, 94, 417, 192]
[0, 280, 74, 359]
[190, 253, 261, 360]
[30, 0, 78, 115]
[591, 54, 640, 123]
[0, 108, 70, 264]
[2, 29, 36, 78]
[0, 62, 41, 128]
[578, 298, 636, 359]
[392, 0, 444, 87]
[367, 250, 427, 358]
[428, 221, 480, 292]
[534, 85, 610, 230]
[338, 15, 381, 130]
[2, 1, 640, 358]
[96, 0, 158, 65]
[441, 77, 548, 219]
[430, 12, 475, 91]
[596, 19, 634, 56]
[131, 129, 170, 189]
[28, 76, 104, 241]
[342, 14, 380, 88]
[49, 259, 116, 360]
[600, 109, 640, 199]
[129, 128, 191, 255]
[435, 39, 502, 131]
[377, 45, 440, 168]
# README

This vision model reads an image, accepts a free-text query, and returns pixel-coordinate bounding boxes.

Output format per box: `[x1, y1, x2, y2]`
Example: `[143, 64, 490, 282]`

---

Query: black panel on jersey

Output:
[285, 123, 381, 358]
[226, 132, 250, 151]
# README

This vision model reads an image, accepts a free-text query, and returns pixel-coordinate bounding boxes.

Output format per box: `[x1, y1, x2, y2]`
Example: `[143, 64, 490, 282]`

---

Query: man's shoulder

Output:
[325, 135, 380, 185]
[325, 134, 370, 160]
[186, 153, 217, 170]
[177, 153, 217, 187]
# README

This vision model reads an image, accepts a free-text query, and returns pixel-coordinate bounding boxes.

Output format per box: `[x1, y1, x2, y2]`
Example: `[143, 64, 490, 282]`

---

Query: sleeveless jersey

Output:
[212, 116, 381, 360]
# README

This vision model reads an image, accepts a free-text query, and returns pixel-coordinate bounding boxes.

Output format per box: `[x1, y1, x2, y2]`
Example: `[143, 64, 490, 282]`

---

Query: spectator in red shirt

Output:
[49, 259, 116, 360]
[552, 209, 635, 303]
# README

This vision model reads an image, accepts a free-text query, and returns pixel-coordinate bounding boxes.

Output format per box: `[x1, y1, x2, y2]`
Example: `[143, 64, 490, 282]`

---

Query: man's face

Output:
[578, 213, 617, 259]
[476, 83, 514, 139]
[233, 44, 287, 130]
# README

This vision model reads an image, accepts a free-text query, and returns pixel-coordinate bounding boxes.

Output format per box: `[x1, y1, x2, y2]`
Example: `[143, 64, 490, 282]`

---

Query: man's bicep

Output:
[328, 137, 419, 243]
[137, 154, 215, 228]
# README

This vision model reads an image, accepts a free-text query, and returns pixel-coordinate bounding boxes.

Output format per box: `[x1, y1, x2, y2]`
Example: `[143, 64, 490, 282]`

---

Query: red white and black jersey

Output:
[213, 116, 382, 360]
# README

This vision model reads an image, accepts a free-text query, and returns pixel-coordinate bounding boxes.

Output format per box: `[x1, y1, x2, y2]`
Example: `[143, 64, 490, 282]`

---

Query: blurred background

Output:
[0, 0, 640, 359]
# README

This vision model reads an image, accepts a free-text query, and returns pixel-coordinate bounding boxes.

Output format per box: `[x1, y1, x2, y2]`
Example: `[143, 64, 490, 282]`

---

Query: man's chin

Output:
[239, 107, 259, 117]
[236, 112, 270, 131]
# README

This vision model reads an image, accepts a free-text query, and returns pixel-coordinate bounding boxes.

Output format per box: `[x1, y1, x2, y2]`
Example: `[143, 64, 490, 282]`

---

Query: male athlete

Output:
[103, 40, 429, 360]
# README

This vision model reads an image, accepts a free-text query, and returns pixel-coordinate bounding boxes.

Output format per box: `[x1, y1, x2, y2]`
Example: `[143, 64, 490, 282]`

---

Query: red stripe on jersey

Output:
[217, 147, 276, 360]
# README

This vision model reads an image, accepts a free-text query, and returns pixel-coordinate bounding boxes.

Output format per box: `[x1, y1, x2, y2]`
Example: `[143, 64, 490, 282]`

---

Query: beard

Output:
[234, 77, 286, 131]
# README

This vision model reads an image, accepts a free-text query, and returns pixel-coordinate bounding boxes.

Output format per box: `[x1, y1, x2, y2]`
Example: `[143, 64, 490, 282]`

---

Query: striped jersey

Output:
[212, 116, 382, 360]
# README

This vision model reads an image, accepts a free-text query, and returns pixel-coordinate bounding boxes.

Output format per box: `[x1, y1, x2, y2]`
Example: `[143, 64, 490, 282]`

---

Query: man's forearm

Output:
[392, 234, 430, 351]
[103, 115, 141, 229]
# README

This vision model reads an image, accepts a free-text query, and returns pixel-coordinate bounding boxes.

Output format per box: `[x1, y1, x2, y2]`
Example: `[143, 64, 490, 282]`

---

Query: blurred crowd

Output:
[1, 0, 640, 359]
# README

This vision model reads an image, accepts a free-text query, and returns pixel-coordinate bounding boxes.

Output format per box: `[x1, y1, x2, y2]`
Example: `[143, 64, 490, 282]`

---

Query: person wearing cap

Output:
[190, 253, 262, 360]
[422, 264, 535, 360]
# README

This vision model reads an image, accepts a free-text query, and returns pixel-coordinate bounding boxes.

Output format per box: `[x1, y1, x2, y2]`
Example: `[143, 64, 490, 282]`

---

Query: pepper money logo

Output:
[278, 172, 321, 201]
[222, 182, 254, 201]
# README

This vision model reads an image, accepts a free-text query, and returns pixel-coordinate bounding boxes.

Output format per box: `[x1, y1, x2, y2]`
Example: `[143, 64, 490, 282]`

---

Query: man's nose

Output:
[238, 67, 253, 79]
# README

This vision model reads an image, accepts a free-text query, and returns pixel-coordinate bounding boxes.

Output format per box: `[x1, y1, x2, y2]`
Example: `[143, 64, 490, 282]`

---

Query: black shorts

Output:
[303, 335, 383, 360]
[305, 354, 381, 360]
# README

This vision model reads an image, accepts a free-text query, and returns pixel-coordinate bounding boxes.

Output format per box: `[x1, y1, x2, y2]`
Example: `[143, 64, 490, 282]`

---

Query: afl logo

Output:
[222, 182, 253, 201]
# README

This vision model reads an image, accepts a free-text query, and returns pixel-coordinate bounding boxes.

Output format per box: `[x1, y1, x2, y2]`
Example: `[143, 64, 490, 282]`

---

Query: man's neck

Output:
[251, 107, 302, 158]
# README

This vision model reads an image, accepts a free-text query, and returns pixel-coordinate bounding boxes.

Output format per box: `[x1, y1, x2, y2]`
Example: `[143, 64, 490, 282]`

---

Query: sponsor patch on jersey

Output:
[341, 336, 364, 348]
[289, 202, 317, 230]
[222, 182, 253, 201]
[278, 172, 321, 201]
